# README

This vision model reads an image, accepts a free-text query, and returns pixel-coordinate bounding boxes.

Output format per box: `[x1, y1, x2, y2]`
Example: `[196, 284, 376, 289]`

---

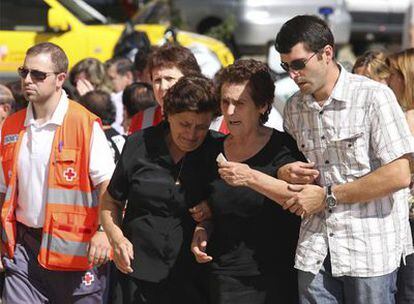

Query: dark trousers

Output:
[2, 223, 106, 304]
[110, 263, 209, 304]
[209, 274, 267, 304]
[397, 219, 414, 304]
[208, 271, 298, 304]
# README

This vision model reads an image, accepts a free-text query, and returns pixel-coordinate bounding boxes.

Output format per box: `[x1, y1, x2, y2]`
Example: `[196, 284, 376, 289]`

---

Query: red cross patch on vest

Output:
[63, 167, 77, 182]
[82, 272, 95, 286]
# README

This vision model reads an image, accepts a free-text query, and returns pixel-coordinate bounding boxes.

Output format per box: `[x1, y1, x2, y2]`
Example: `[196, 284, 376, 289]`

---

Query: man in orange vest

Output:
[128, 43, 230, 135]
[0, 42, 115, 303]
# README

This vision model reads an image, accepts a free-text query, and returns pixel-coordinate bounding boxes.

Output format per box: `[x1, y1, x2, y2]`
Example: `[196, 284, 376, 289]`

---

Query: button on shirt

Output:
[284, 66, 414, 277]
[0, 92, 115, 228]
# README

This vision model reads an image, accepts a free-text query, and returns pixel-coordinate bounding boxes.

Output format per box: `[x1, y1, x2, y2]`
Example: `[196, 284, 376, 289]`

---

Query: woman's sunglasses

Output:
[280, 51, 319, 73]
[18, 67, 59, 81]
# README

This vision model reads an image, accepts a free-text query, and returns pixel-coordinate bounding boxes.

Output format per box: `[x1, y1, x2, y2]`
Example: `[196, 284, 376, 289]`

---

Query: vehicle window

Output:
[0, 0, 50, 31]
[58, 0, 108, 25]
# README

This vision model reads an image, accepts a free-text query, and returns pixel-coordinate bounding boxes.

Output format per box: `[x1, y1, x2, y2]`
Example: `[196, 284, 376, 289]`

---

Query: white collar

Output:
[24, 91, 69, 127]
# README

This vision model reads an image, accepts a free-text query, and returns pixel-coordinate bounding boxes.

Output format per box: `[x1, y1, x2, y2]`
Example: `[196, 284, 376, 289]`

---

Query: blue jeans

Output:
[396, 219, 414, 304]
[298, 256, 398, 304]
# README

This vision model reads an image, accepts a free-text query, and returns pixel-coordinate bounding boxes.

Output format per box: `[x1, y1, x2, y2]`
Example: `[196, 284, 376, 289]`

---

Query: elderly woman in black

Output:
[191, 59, 305, 304]
[100, 75, 218, 304]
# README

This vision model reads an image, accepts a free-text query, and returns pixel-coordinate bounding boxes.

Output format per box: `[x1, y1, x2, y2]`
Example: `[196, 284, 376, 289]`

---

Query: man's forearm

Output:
[246, 169, 296, 205]
[333, 157, 411, 204]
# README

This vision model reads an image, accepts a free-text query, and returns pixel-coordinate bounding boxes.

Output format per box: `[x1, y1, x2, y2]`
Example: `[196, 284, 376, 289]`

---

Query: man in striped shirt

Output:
[275, 15, 414, 304]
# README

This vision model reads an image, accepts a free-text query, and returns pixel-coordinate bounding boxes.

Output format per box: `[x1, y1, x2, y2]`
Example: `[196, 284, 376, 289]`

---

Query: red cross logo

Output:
[82, 272, 95, 286]
[63, 167, 77, 182]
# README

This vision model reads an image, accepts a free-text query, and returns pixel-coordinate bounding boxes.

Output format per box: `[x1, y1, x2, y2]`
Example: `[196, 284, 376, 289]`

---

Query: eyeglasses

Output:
[17, 67, 59, 81]
[280, 52, 319, 73]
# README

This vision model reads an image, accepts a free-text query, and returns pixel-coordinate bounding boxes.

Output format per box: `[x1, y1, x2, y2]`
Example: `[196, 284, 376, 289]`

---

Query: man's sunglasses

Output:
[280, 51, 319, 73]
[18, 67, 59, 81]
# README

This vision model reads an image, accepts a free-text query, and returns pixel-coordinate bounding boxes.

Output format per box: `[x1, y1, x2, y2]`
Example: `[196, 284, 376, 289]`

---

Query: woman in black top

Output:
[100, 75, 219, 304]
[191, 59, 304, 304]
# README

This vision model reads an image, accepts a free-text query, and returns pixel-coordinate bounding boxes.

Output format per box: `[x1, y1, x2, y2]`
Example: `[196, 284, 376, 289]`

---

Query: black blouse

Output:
[107, 122, 220, 282]
[207, 130, 305, 276]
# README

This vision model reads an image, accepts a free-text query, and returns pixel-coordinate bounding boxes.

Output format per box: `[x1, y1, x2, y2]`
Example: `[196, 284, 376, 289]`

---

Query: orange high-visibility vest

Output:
[1, 100, 100, 271]
[128, 105, 230, 135]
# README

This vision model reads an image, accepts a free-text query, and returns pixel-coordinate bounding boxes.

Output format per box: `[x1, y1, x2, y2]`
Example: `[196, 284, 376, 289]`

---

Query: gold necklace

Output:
[175, 156, 185, 186]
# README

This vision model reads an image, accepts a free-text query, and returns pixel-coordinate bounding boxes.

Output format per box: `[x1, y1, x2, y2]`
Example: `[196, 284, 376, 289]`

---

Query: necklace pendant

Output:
[175, 179, 181, 186]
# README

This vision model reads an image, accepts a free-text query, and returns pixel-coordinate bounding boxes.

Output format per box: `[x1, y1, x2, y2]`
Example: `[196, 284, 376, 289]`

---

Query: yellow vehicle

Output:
[0, 0, 234, 76]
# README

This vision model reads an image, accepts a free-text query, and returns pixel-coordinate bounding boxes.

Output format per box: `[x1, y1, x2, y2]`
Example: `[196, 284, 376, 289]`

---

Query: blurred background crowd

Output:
[2, 0, 414, 132]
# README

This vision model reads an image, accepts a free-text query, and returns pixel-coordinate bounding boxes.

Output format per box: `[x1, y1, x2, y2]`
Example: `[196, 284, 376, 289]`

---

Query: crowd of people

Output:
[0, 14, 413, 304]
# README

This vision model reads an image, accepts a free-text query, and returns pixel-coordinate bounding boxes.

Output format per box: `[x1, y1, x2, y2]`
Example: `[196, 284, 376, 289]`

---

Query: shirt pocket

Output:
[330, 130, 366, 177]
[53, 148, 81, 188]
[296, 130, 317, 163]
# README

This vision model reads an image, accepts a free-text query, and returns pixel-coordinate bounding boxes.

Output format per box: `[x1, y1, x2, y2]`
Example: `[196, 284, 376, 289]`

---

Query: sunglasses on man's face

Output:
[280, 51, 319, 73]
[17, 67, 58, 81]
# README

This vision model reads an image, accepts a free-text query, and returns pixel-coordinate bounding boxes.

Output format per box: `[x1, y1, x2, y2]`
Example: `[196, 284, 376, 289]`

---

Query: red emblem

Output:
[82, 272, 94, 286]
[63, 167, 77, 182]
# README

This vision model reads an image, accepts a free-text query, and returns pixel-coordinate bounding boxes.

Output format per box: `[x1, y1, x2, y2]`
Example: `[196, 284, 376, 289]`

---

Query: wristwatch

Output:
[325, 185, 337, 209]
[97, 224, 105, 232]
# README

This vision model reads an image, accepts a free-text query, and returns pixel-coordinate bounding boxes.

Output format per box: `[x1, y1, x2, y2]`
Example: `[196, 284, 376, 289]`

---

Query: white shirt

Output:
[110, 91, 125, 135]
[0, 92, 115, 228]
[284, 67, 414, 277]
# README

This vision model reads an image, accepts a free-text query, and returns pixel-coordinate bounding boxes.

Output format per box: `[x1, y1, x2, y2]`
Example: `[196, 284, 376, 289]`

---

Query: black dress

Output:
[206, 130, 305, 304]
[107, 122, 220, 304]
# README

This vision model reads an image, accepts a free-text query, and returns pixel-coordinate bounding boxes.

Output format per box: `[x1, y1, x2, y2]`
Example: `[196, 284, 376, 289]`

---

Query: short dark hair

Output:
[26, 42, 69, 73]
[134, 46, 155, 73]
[148, 43, 201, 78]
[275, 15, 335, 54]
[105, 57, 134, 76]
[79, 90, 115, 126]
[122, 82, 156, 117]
[214, 59, 274, 124]
[163, 75, 218, 118]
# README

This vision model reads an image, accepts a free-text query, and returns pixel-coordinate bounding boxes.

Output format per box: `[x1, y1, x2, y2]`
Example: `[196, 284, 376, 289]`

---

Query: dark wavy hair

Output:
[214, 59, 274, 124]
[148, 43, 201, 79]
[79, 90, 115, 126]
[163, 75, 218, 119]
[122, 82, 156, 117]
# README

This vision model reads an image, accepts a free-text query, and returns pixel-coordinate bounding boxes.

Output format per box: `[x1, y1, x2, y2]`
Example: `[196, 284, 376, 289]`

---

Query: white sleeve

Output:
[89, 122, 115, 187]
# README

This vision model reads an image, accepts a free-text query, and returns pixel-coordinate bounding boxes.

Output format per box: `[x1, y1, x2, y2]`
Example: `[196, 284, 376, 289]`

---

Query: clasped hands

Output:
[219, 160, 327, 217]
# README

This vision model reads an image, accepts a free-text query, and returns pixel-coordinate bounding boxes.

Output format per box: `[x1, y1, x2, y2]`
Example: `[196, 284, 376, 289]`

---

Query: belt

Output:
[17, 222, 42, 241]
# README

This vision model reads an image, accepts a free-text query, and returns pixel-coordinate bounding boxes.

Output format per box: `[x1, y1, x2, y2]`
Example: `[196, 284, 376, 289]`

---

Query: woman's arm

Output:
[218, 161, 298, 205]
[100, 191, 134, 274]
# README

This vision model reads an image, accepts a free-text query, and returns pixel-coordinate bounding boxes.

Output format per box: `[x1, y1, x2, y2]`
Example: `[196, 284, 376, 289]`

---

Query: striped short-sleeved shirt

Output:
[284, 66, 414, 277]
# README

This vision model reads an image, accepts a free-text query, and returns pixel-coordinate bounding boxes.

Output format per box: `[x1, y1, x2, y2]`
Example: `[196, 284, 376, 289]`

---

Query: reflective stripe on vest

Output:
[4, 186, 12, 203]
[41, 233, 89, 257]
[47, 188, 98, 208]
[1, 228, 7, 243]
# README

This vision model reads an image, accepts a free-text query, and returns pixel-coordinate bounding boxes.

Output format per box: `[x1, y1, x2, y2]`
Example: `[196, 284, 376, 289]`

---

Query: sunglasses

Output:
[18, 67, 59, 81]
[280, 51, 319, 73]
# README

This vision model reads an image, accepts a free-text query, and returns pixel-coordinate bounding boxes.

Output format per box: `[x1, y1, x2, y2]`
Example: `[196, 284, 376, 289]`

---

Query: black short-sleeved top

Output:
[107, 121, 219, 282]
[207, 130, 306, 276]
